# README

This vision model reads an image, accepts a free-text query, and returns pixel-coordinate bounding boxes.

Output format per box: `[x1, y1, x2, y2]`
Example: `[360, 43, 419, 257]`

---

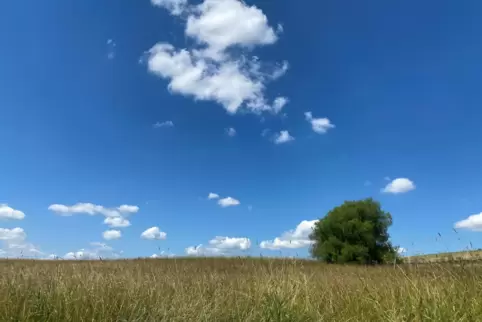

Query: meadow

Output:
[1, 257, 482, 321]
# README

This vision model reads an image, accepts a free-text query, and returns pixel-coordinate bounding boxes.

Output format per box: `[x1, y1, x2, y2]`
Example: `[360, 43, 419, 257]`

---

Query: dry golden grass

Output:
[1, 257, 482, 321]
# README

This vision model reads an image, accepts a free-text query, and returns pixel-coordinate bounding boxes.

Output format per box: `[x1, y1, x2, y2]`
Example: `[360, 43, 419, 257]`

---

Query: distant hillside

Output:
[407, 250, 482, 263]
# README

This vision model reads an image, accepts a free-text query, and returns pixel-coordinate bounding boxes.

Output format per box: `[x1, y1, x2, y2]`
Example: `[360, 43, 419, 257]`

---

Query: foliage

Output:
[309, 198, 399, 264]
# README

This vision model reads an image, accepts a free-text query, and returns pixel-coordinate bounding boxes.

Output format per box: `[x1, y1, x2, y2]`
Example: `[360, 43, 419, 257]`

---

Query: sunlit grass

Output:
[1, 257, 482, 321]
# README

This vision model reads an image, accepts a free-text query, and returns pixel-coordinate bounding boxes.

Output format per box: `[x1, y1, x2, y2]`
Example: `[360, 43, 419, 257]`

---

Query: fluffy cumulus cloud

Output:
[260, 220, 317, 250]
[304, 112, 335, 134]
[141, 226, 167, 240]
[146, 0, 288, 114]
[274, 130, 294, 144]
[103, 230, 122, 240]
[186, 235, 251, 256]
[104, 216, 131, 228]
[0, 227, 26, 241]
[208, 192, 220, 199]
[218, 197, 240, 207]
[454, 212, 482, 231]
[382, 178, 416, 194]
[0, 204, 26, 220]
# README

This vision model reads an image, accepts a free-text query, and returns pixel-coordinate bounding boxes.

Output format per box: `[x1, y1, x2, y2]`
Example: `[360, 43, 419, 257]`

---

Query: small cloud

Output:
[382, 178, 415, 194]
[0, 204, 25, 220]
[185, 236, 251, 256]
[107, 39, 116, 59]
[225, 127, 236, 137]
[247, 205, 253, 212]
[397, 247, 407, 254]
[104, 217, 131, 228]
[103, 230, 121, 240]
[272, 97, 288, 113]
[274, 130, 294, 144]
[455, 212, 482, 231]
[218, 197, 240, 207]
[153, 120, 174, 128]
[141, 226, 167, 240]
[208, 193, 220, 200]
[304, 112, 335, 134]
[364, 180, 372, 187]
[384, 176, 391, 181]
[261, 128, 271, 137]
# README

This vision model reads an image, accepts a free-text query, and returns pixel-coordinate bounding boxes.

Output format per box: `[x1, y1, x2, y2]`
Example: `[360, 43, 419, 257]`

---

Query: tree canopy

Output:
[309, 198, 398, 264]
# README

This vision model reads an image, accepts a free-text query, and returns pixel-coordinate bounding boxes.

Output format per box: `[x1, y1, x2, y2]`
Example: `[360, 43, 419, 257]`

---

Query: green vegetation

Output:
[309, 198, 399, 264]
[2, 258, 482, 321]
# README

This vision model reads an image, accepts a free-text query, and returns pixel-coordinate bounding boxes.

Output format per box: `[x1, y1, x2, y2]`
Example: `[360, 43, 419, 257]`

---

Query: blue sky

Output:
[1, 0, 482, 259]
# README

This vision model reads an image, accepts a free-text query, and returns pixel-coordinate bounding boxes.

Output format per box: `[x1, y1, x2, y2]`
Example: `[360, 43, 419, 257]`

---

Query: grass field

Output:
[1, 258, 482, 321]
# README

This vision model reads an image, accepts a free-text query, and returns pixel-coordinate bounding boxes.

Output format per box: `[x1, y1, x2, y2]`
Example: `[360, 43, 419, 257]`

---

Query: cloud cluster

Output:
[207, 193, 240, 207]
[0, 227, 43, 258]
[186, 235, 251, 256]
[49, 203, 139, 229]
[260, 220, 317, 250]
[146, 0, 288, 114]
[63, 242, 122, 260]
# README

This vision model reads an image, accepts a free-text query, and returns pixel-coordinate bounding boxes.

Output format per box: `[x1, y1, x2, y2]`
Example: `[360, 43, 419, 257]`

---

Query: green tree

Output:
[309, 198, 398, 264]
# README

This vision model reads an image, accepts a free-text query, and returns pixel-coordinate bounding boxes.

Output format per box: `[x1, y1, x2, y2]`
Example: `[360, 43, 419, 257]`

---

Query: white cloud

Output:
[141, 226, 167, 240]
[103, 230, 122, 240]
[0, 227, 44, 258]
[118, 205, 139, 213]
[382, 178, 416, 194]
[0, 204, 25, 220]
[0, 227, 26, 241]
[146, 0, 287, 114]
[208, 192, 220, 200]
[304, 112, 335, 134]
[272, 97, 288, 113]
[260, 220, 317, 250]
[151, 0, 187, 16]
[104, 216, 131, 228]
[397, 247, 407, 254]
[49, 203, 138, 217]
[274, 130, 294, 144]
[186, 235, 250, 256]
[63, 242, 121, 260]
[455, 212, 482, 231]
[225, 127, 236, 137]
[209, 236, 251, 250]
[107, 39, 116, 59]
[153, 120, 174, 128]
[151, 250, 176, 258]
[218, 197, 240, 207]
[185, 244, 222, 256]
